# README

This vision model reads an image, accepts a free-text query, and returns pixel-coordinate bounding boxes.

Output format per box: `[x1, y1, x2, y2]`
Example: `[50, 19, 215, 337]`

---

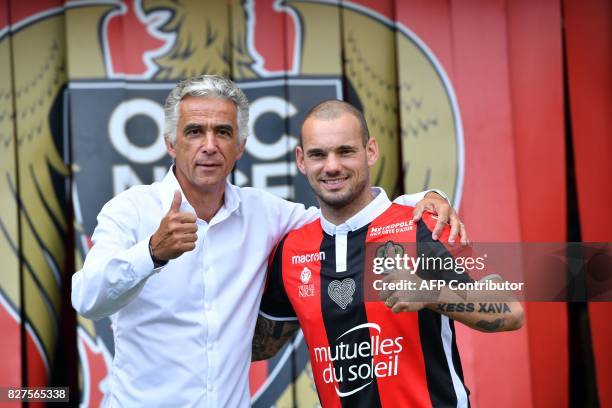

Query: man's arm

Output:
[72, 194, 156, 320]
[382, 274, 524, 332]
[384, 274, 524, 332]
[394, 190, 469, 245]
[254, 232, 301, 360]
[393, 300, 524, 332]
[380, 212, 522, 332]
[252, 314, 301, 361]
[72, 190, 197, 320]
[276, 188, 466, 244]
[431, 299, 524, 332]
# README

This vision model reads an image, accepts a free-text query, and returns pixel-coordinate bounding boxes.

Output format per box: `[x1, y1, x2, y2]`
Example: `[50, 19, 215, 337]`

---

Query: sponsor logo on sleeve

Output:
[298, 267, 315, 298]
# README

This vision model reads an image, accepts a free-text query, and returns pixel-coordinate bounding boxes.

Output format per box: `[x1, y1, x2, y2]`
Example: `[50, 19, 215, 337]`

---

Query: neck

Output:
[319, 187, 375, 226]
[175, 176, 225, 223]
[186, 187, 224, 222]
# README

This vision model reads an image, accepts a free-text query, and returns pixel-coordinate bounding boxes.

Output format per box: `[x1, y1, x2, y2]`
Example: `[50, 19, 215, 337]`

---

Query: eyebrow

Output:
[306, 145, 357, 154]
[183, 123, 202, 134]
[182, 123, 235, 134]
[306, 147, 326, 155]
[215, 124, 234, 133]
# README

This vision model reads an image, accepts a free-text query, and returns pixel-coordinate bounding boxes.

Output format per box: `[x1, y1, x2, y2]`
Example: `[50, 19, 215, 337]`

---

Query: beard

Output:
[314, 176, 369, 210]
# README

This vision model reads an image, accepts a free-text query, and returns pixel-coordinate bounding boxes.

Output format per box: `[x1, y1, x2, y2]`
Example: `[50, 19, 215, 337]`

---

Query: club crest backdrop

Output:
[0, 0, 610, 407]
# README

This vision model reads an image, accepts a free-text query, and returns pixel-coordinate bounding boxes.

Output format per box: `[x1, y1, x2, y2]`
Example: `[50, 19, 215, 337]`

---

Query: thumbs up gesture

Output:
[149, 190, 198, 262]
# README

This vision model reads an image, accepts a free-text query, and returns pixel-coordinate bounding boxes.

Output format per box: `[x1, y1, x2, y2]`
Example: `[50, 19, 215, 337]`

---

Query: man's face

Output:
[166, 96, 244, 194]
[296, 113, 378, 209]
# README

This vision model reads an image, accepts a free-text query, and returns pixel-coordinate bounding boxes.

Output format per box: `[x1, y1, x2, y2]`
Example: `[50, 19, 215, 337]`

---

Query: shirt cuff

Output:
[259, 310, 299, 322]
[125, 238, 160, 281]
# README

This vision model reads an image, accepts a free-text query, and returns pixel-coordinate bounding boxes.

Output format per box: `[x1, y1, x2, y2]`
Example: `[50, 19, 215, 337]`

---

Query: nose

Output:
[200, 131, 218, 155]
[323, 153, 342, 175]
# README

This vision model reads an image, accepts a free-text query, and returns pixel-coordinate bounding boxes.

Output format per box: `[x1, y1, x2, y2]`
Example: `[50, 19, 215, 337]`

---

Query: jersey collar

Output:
[320, 187, 392, 236]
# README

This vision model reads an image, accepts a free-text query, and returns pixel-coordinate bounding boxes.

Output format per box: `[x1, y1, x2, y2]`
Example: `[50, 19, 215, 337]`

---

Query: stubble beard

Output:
[315, 176, 369, 211]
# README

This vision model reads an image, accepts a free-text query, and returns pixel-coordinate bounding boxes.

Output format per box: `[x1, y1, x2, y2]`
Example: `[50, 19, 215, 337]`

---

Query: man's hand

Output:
[149, 190, 198, 261]
[412, 191, 469, 245]
[378, 268, 431, 313]
[380, 271, 524, 331]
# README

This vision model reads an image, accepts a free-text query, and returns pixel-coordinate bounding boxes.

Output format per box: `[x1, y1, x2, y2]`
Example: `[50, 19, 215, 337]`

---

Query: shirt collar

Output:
[320, 187, 392, 236]
[159, 167, 241, 219]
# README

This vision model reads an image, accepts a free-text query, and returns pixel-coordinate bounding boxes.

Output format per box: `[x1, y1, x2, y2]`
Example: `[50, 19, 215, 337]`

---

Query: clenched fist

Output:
[149, 190, 198, 262]
[379, 268, 427, 313]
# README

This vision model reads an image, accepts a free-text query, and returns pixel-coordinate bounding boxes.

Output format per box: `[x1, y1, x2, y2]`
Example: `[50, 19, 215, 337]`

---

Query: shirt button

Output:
[207, 342, 214, 351]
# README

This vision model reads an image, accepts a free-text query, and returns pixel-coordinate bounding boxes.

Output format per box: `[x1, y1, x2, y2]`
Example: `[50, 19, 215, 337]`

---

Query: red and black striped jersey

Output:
[260, 190, 471, 408]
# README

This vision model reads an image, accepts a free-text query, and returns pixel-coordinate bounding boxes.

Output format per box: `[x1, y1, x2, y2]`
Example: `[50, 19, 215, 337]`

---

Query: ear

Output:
[295, 145, 307, 175]
[366, 137, 379, 167]
[236, 139, 246, 161]
[166, 137, 176, 159]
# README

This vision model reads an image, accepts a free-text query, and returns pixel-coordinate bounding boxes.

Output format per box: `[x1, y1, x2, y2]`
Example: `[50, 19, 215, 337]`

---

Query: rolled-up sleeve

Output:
[393, 189, 449, 206]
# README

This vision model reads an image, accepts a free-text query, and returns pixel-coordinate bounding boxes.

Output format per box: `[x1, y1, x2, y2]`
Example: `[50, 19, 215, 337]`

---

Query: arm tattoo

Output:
[436, 303, 511, 313]
[476, 318, 505, 332]
[252, 315, 300, 361]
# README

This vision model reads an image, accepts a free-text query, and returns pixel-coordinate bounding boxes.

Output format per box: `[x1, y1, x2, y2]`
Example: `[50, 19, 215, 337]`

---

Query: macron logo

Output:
[292, 251, 326, 265]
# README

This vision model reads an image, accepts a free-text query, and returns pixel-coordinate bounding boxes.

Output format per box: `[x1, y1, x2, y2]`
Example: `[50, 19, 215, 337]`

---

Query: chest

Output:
[134, 211, 273, 312]
[282, 212, 418, 323]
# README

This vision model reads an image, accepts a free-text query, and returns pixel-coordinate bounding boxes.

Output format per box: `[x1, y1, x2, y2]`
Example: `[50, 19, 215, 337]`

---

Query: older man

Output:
[71, 76, 463, 407]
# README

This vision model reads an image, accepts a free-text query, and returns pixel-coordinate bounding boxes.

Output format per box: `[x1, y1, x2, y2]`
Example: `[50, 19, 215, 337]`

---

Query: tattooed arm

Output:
[387, 296, 523, 332]
[380, 214, 524, 332]
[382, 272, 524, 332]
[252, 314, 301, 361]
[430, 299, 524, 332]
[431, 274, 524, 332]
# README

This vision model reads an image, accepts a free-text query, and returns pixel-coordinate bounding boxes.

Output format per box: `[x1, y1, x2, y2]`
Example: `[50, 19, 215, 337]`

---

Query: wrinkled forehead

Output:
[178, 96, 238, 121]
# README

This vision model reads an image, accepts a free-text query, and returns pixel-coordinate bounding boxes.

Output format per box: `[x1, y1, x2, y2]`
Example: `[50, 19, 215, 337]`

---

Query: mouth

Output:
[320, 176, 349, 189]
[196, 163, 222, 169]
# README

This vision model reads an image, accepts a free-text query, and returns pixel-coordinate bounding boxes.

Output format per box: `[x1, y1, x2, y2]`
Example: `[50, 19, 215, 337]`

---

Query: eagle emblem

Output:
[0, 1, 462, 406]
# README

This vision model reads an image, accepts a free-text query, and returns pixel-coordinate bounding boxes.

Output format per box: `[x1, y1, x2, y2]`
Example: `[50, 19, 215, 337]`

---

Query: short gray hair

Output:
[163, 75, 249, 145]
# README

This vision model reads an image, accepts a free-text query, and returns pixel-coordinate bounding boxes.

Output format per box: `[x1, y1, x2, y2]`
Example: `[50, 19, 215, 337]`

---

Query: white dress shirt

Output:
[71, 169, 429, 407]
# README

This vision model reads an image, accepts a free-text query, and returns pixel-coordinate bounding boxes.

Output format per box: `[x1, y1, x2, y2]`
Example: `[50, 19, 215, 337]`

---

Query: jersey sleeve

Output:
[259, 236, 298, 321]
[416, 212, 474, 284]
[392, 188, 449, 206]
